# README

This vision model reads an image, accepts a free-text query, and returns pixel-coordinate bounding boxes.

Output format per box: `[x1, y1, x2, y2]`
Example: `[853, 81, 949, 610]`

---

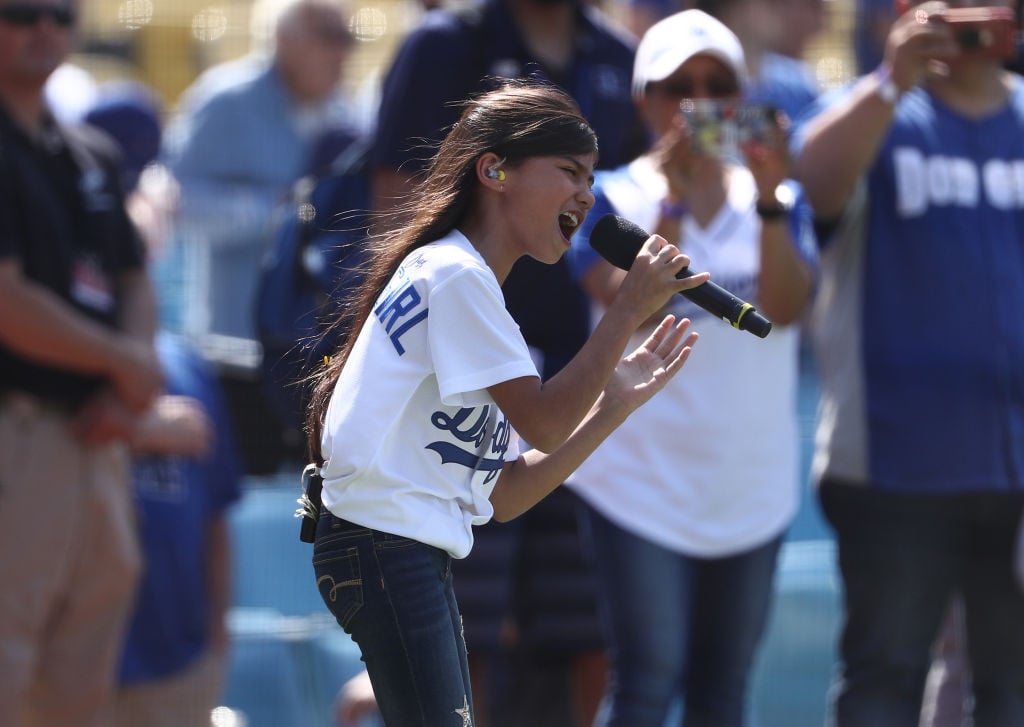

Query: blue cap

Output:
[83, 82, 163, 192]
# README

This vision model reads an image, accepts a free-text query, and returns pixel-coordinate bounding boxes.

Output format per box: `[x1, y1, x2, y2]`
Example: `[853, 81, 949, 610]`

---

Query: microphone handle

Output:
[676, 267, 772, 339]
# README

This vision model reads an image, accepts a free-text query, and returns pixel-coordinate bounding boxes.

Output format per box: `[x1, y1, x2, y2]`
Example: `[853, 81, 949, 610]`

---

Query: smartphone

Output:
[679, 99, 778, 159]
[943, 6, 1018, 60]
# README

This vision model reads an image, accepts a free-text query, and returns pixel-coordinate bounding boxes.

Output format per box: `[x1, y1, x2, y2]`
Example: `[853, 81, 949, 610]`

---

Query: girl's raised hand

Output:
[603, 315, 698, 413]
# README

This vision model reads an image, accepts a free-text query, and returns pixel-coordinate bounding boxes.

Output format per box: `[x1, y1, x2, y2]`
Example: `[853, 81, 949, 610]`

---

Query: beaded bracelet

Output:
[658, 198, 689, 220]
[873, 63, 900, 105]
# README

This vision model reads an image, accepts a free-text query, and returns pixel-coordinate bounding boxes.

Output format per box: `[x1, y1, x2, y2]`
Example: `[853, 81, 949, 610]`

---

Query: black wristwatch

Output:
[756, 201, 788, 220]
[756, 185, 794, 221]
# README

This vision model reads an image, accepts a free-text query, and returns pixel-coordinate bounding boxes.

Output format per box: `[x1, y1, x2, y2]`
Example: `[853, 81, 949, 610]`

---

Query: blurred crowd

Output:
[1, 0, 1023, 724]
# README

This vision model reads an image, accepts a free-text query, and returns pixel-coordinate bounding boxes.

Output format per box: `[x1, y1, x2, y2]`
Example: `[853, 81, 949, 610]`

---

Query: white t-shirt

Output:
[319, 232, 537, 558]
[569, 156, 811, 557]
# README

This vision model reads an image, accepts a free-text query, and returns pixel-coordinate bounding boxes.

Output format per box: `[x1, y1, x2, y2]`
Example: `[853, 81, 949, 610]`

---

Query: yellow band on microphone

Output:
[733, 303, 755, 330]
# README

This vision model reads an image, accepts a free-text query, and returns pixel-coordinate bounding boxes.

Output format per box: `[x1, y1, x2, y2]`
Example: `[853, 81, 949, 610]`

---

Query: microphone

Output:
[589, 214, 772, 339]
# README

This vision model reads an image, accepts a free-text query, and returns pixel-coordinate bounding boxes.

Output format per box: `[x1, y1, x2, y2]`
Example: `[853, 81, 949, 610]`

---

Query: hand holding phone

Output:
[680, 99, 780, 160]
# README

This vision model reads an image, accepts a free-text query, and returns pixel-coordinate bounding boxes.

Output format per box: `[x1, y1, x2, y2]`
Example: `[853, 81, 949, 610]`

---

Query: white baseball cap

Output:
[632, 9, 748, 98]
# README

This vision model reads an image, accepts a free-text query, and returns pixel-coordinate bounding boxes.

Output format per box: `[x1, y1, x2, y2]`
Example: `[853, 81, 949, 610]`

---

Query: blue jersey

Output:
[795, 77, 1024, 493]
[119, 333, 243, 684]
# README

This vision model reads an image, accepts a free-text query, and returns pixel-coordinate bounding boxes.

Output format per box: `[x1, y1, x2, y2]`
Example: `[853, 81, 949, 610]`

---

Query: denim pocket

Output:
[313, 543, 364, 631]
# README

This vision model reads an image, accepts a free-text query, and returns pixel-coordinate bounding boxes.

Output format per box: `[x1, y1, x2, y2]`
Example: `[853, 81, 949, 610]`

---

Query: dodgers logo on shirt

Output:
[893, 146, 1024, 217]
[426, 405, 511, 484]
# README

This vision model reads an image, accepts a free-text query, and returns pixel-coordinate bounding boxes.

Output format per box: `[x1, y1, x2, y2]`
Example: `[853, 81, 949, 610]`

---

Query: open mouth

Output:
[558, 211, 581, 242]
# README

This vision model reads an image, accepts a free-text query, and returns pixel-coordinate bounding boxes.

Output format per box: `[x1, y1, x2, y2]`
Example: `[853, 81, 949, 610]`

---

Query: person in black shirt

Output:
[0, 2, 163, 724]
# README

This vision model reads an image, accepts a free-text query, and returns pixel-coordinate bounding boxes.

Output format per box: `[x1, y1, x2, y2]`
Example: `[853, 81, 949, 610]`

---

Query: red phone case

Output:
[942, 7, 1018, 60]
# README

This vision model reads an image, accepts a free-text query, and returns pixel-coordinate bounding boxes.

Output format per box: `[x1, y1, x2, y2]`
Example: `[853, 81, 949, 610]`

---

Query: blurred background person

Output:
[82, 84, 245, 727]
[0, 0, 163, 722]
[83, 81, 176, 255]
[568, 10, 816, 726]
[253, 126, 372, 465]
[614, 0, 680, 40]
[371, 0, 645, 216]
[162, 0, 357, 475]
[695, 0, 823, 121]
[791, 0, 1024, 724]
[114, 332, 242, 727]
[853, 0, 896, 74]
[772, 0, 830, 60]
[615, 0, 824, 125]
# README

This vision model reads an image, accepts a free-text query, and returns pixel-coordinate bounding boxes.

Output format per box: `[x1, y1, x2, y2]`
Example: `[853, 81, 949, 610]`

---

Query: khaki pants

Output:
[0, 394, 141, 727]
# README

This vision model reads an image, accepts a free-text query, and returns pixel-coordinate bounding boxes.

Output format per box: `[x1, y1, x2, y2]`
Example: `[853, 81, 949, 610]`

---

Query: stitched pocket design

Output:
[313, 545, 363, 630]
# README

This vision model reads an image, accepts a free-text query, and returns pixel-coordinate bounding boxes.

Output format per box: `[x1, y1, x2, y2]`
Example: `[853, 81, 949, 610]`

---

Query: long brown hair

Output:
[304, 80, 598, 463]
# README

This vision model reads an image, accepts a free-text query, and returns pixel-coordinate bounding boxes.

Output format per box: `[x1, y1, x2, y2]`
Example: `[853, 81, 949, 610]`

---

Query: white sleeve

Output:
[428, 268, 539, 406]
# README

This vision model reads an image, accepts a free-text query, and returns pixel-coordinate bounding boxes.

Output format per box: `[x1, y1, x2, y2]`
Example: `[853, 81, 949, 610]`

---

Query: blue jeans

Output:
[312, 512, 474, 726]
[819, 479, 1024, 727]
[583, 504, 783, 727]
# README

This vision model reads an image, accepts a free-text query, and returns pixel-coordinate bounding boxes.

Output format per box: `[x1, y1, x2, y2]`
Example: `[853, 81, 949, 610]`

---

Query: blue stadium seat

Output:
[224, 477, 375, 726]
[304, 622, 383, 727]
[228, 475, 325, 616]
[222, 610, 374, 727]
[221, 610, 315, 727]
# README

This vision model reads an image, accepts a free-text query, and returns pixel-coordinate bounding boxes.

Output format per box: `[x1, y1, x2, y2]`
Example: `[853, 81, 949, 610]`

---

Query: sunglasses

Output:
[650, 75, 740, 100]
[0, 3, 76, 28]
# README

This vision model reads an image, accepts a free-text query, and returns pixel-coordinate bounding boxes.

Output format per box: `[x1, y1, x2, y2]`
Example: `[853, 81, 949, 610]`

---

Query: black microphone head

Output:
[589, 214, 648, 271]
[739, 308, 773, 338]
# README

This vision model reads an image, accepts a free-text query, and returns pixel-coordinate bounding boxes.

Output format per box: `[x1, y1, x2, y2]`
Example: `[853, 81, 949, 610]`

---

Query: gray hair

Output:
[248, 0, 349, 55]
